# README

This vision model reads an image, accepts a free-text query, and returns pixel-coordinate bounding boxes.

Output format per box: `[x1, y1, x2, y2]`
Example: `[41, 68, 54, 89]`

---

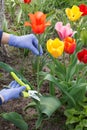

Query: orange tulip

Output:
[24, 11, 51, 34]
[64, 37, 76, 54]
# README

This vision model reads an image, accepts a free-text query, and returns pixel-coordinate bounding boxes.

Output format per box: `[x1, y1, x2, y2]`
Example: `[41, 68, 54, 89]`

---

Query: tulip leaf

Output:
[17, 8, 22, 23]
[0, 61, 14, 72]
[39, 95, 61, 117]
[40, 74, 76, 106]
[36, 114, 44, 129]
[36, 93, 59, 128]
[49, 54, 66, 77]
[69, 83, 86, 102]
[24, 101, 36, 111]
[66, 54, 77, 81]
[2, 112, 28, 130]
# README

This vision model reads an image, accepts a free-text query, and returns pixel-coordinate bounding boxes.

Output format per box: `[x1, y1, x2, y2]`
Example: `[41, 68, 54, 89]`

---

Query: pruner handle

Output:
[21, 91, 29, 98]
[10, 72, 31, 90]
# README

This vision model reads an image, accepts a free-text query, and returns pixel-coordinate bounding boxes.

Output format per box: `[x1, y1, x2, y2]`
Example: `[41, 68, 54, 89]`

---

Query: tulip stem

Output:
[63, 53, 66, 67]
[37, 55, 40, 92]
[37, 35, 41, 92]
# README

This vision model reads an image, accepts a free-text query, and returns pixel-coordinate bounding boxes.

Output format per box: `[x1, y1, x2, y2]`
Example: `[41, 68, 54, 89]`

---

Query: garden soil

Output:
[0, 46, 65, 130]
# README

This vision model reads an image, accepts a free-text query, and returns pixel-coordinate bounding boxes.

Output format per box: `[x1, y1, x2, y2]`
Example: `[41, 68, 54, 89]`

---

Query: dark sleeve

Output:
[0, 97, 2, 105]
[0, 30, 3, 46]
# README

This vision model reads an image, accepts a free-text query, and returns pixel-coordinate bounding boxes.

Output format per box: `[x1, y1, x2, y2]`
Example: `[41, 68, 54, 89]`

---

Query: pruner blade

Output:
[28, 90, 41, 101]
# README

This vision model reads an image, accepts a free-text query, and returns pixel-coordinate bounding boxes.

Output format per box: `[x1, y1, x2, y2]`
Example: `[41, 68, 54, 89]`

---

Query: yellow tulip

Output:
[46, 38, 64, 58]
[65, 5, 82, 21]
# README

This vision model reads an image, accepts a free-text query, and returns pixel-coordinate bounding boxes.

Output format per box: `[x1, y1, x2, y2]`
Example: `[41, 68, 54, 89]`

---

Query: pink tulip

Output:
[55, 22, 75, 40]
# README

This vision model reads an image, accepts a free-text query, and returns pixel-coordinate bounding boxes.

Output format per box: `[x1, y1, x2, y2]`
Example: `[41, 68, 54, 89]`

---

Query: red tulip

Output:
[77, 49, 87, 64]
[79, 4, 87, 16]
[24, 11, 51, 34]
[24, 0, 31, 4]
[64, 37, 76, 54]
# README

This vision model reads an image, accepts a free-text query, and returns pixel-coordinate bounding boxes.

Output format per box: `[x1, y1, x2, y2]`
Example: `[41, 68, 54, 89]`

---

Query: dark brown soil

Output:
[0, 46, 65, 130]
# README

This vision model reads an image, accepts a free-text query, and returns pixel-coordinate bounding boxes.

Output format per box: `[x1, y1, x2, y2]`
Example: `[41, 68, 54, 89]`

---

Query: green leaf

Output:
[80, 29, 87, 46]
[75, 124, 83, 130]
[36, 114, 44, 129]
[48, 53, 66, 77]
[81, 119, 87, 127]
[39, 95, 61, 117]
[69, 83, 86, 102]
[66, 116, 80, 125]
[64, 109, 81, 125]
[17, 8, 22, 23]
[66, 64, 77, 81]
[24, 49, 29, 57]
[39, 74, 76, 106]
[2, 112, 28, 130]
[66, 54, 77, 81]
[2, 15, 8, 32]
[0, 61, 14, 72]
[24, 102, 36, 111]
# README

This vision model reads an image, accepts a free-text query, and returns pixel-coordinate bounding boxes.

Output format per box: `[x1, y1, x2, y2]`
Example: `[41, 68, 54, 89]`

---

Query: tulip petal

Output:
[55, 22, 74, 40]
[28, 13, 36, 25]
[65, 5, 82, 21]
[64, 37, 76, 54]
[46, 38, 64, 58]
[24, 22, 31, 26]
[25, 11, 51, 34]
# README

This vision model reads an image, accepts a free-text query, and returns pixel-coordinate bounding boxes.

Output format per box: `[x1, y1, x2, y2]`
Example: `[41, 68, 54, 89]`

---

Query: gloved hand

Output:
[0, 81, 26, 103]
[8, 34, 43, 55]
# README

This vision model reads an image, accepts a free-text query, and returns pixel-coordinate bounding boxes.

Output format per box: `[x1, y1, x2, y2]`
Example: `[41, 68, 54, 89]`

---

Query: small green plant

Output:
[64, 100, 87, 130]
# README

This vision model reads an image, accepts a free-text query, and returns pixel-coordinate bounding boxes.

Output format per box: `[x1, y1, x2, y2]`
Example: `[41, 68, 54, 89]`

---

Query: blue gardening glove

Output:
[8, 34, 43, 55]
[0, 81, 26, 103]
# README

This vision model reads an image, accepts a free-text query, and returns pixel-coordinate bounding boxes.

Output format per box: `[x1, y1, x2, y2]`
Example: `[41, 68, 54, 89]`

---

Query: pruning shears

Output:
[10, 72, 41, 101]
